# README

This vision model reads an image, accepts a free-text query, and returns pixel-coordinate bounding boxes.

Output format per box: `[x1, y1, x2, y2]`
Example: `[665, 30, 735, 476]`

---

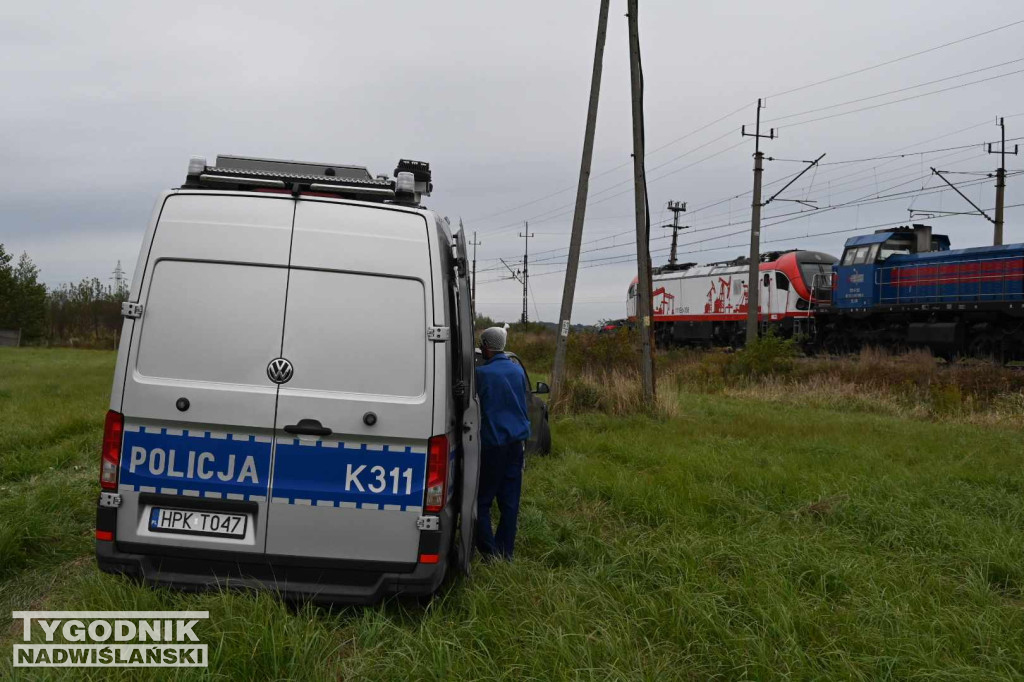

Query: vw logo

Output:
[267, 358, 294, 384]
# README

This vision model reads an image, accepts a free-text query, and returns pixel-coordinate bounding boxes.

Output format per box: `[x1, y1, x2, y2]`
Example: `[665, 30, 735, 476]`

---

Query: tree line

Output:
[0, 243, 127, 348]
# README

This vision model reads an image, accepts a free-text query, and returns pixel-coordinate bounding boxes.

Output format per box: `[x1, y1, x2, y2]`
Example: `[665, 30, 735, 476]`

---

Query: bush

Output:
[725, 333, 799, 377]
[474, 314, 498, 330]
[568, 328, 638, 374]
[492, 326, 638, 376]
[47, 277, 127, 348]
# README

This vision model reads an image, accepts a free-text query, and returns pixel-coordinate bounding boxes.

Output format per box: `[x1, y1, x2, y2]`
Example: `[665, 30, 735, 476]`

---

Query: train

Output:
[626, 249, 836, 347]
[626, 223, 1024, 360]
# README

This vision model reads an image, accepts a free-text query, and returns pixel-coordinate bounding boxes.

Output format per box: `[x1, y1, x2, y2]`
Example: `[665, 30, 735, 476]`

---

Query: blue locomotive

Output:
[813, 224, 1024, 360]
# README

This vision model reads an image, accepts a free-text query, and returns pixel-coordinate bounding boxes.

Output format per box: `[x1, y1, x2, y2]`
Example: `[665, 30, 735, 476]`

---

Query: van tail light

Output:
[424, 434, 449, 512]
[100, 410, 124, 491]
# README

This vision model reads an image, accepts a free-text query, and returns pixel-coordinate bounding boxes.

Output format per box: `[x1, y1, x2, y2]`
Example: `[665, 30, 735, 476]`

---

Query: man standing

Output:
[475, 326, 531, 560]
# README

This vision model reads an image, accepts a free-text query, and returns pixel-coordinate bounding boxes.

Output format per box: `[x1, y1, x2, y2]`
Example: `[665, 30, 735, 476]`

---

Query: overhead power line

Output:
[479, 161, 995, 272]
[482, 142, 992, 266]
[478, 67, 1024, 239]
[765, 58, 1024, 125]
[471, 19, 1024, 228]
[477, 201, 1024, 287]
[772, 68, 1024, 130]
[767, 18, 1024, 98]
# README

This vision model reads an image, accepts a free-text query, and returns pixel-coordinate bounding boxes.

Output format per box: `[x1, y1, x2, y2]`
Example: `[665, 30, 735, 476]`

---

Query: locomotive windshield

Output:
[799, 261, 831, 287]
[879, 238, 912, 261]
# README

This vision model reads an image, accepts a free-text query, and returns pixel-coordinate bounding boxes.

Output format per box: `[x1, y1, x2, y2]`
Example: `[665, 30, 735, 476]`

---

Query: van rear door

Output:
[264, 200, 435, 564]
[116, 194, 294, 554]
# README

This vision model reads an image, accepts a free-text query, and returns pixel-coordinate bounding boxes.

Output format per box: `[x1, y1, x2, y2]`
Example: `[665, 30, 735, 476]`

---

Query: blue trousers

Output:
[476, 441, 524, 559]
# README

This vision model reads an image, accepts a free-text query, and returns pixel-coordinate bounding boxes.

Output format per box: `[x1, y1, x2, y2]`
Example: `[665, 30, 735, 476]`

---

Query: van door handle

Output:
[283, 419, 332, 436]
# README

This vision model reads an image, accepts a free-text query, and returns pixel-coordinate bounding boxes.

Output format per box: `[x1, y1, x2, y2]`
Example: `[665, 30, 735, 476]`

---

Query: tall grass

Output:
[560, 369, 680, 419]
[3, 348, 1024, 679]
[506, 327, 1024, 425]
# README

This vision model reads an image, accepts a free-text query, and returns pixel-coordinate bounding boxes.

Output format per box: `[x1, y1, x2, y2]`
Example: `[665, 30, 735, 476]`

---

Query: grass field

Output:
[2, 347, 1024, 680]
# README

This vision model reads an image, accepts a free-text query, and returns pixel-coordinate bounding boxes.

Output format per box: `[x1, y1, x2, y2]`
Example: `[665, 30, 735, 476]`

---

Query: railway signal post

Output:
[741, 99, 775, 346]
[551, 0, 610, 410]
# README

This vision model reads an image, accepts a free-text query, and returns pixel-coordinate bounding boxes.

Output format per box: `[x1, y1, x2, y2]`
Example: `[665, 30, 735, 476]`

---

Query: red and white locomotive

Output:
[626, 250, 836, 346]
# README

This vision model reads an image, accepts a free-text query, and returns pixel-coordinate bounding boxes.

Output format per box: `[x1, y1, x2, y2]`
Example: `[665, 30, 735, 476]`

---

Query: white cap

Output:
[480, 326, 507, 352]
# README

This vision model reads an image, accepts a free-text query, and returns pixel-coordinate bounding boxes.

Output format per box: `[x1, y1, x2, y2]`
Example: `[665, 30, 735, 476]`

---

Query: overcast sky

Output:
[3, 1, 1023, 323]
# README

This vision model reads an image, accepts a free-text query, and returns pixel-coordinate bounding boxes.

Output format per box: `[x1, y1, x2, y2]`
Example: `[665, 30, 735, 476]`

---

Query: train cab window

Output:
[800, 262, 829, 289]
[776, 273, 790, 291]
[841, 249, 857, 266]
[879, 242, 911, 261]
[628, 283, 636, 298]
[763, 273, 771, 287]
[853, 246, 871, 265]
[867, 244, 880, 262]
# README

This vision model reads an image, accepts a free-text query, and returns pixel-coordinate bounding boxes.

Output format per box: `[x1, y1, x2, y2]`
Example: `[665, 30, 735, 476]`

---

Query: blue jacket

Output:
[475, 353, 531, 448]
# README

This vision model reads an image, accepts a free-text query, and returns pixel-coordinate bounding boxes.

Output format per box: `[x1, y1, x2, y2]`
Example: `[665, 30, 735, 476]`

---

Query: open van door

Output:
[454, 228, 480, 575]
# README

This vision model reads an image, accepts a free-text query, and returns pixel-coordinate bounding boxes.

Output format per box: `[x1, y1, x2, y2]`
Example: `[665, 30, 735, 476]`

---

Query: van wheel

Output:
[535, 420, 552, 455]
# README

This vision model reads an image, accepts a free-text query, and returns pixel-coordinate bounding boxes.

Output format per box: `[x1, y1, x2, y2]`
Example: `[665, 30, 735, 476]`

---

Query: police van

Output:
[95, 155, 481, 603]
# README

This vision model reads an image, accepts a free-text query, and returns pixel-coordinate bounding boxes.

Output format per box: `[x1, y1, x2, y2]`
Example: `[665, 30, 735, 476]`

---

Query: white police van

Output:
[95, 155, 481, 603]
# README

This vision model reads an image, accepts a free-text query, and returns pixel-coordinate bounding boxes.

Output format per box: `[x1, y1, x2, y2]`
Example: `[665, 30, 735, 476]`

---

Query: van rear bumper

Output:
[96, 540, 447, 605]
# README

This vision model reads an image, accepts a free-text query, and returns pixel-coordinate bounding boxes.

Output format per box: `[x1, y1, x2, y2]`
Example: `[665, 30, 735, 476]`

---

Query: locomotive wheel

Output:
[821, 333, 847, 356]
[968, 334, 1004, 363]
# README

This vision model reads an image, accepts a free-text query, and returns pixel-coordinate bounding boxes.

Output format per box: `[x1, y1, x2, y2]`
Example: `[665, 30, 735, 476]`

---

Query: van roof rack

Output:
[182, 155, 432, 205]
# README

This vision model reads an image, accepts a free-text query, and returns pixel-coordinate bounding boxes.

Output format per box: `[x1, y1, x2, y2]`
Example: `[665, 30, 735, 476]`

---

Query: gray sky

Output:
[3, 0, 1023, 323]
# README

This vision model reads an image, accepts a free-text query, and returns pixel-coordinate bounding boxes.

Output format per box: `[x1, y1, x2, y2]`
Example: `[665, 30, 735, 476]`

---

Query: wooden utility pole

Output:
[550, 0, 610, 408]
[988, 116, 1018, 246]
[519, 224, 534, 324]
[627, 0, 655, 404]
[741, 99, 775, 346]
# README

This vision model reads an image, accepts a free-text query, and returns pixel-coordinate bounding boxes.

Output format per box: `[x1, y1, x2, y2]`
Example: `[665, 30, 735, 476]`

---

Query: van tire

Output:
[535, 421, 552, 456]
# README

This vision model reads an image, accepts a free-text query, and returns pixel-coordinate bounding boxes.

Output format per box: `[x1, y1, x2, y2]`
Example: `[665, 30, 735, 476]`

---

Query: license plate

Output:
[149, 507, 247, 538]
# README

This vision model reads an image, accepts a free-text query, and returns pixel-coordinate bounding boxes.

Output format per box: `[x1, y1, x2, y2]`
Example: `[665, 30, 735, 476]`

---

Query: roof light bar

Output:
[181, 155, 431, 205]
[199, 174, 287, 188]
[309, 183, 394, 198]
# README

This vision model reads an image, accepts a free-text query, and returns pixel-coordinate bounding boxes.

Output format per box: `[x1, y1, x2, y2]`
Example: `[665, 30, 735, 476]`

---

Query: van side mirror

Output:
[535, 382, 550, 394]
